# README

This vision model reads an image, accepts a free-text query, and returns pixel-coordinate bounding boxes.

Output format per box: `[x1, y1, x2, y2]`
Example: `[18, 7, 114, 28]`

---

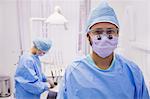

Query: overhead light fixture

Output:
[30, 6, 68, 38]
[45, 6, 68, 30]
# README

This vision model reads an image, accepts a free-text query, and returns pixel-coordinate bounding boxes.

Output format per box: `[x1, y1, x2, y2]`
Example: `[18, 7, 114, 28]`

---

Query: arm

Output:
[15, 60, 49, 95]
[131, 64, 150, 99]
[56, 71, 68, 99]
[127, 61, 149, 99]
[57, 63, 76, 99]
[140, 73, 149, 99]
[42, 73, 47, 82]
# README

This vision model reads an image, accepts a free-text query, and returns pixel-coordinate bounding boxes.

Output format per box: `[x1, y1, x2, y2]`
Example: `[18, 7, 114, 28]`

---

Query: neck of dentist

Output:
[91, 51, 113, 70]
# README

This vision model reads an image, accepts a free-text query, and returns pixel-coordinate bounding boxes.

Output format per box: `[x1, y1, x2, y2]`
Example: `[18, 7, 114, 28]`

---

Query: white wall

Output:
[147, 0, 150, 91]
[0, 0, 20, 94]
[0, 1, 2, 70]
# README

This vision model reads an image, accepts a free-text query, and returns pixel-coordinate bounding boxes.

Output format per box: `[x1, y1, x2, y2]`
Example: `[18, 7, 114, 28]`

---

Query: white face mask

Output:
[91, 35, 118, 58]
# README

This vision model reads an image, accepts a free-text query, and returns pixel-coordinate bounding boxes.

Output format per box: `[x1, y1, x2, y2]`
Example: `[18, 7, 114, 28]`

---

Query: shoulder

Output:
[64, 56, 88, 77]
[115, 54, 143, 76]
[21, 52, 35, 60]
[19, 53, 35, 64]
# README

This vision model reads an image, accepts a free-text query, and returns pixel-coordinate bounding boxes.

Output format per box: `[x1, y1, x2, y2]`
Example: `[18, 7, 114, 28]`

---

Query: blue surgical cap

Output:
[86, 1, 119, 33]
[33, 38, 52, 52]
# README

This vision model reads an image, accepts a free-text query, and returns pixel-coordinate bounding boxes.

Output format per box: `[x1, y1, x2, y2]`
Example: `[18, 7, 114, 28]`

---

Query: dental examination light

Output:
[30, 6, 68, 31]
[45, 6, 68, 30]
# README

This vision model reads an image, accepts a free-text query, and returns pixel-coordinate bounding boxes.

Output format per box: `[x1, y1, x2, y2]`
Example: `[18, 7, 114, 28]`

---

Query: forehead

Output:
[90, 22, 118, 29]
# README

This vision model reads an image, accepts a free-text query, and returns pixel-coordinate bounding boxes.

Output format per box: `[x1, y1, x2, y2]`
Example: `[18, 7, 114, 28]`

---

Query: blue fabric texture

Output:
[57, 54, 149, 99]
[15, 53, 48, 99]
[33, 38, 52, 52]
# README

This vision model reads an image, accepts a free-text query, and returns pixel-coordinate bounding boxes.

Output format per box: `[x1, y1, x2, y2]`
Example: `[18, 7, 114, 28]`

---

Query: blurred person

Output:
[15, 38, 55, 99]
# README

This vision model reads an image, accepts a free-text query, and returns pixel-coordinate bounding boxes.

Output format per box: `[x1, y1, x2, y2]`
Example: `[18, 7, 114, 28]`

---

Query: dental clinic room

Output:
[0, 0, 150, 99]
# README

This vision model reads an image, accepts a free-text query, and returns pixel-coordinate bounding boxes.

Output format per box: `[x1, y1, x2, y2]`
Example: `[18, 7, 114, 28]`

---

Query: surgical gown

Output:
[57, 54, 149, 99]
[15, 53, 49, 99]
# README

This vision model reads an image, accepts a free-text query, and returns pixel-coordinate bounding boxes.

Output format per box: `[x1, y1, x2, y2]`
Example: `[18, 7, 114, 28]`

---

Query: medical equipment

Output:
[47, 90, 57, 99]
[41, 48, 64, 86]
[49, 69, 63, 86]
[0, 76, 11, 97]
[30, 6, 68, 41]
[96, 33, 114, 40]
[89, 28, 119, 36]
[45, 6, 68, 30]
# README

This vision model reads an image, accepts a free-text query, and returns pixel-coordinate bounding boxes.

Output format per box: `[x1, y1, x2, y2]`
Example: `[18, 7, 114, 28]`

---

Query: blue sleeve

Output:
[129, 62, 150, 99]
[139, 72, 149, 99]
[42, 73, 47, 82]
[56, 71, 68, 99]
[57, 63, 77, 99]
[15, 59, 49, 95]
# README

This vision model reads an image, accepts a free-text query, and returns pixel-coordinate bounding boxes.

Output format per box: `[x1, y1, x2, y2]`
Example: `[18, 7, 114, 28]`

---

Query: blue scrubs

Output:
[57, 54, 149, 99]
[15, 53, 49, 99]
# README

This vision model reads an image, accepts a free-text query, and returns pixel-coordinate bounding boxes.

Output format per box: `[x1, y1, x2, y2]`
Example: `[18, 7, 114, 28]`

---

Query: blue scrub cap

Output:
[33, 38, 52, 52]
[86, 1, 119, 34]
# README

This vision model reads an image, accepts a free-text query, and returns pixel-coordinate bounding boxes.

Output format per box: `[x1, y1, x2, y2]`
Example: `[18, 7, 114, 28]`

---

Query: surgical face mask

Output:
[37, 50, 47, 56]
[91, 34, 118, 58]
